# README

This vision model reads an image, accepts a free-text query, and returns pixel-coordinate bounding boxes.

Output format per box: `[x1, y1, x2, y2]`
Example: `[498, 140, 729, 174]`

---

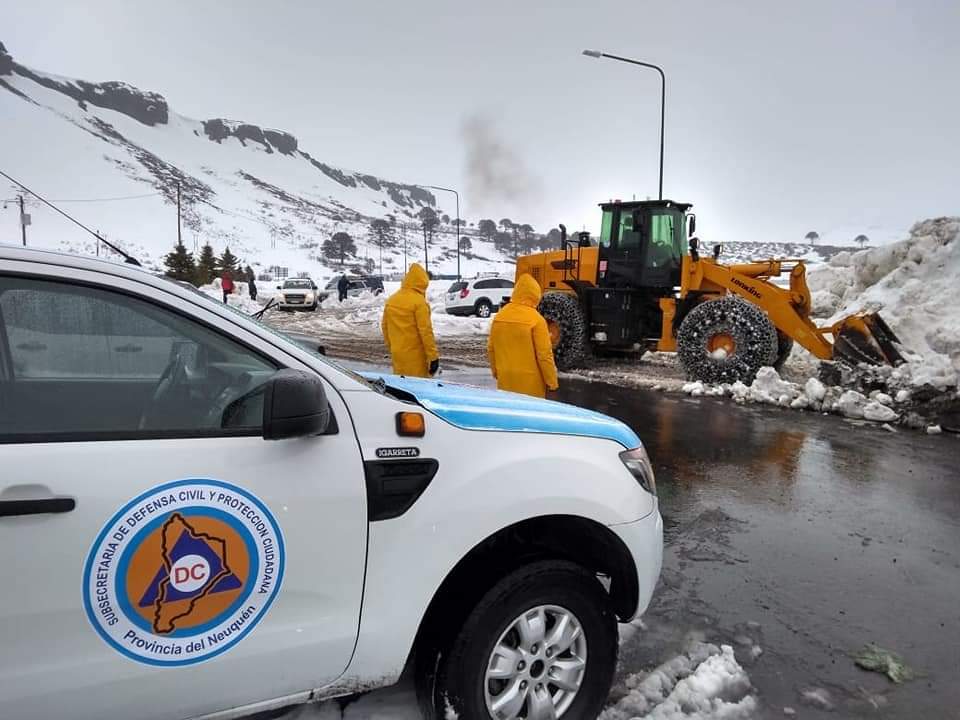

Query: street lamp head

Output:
[582, 49, 602, 58]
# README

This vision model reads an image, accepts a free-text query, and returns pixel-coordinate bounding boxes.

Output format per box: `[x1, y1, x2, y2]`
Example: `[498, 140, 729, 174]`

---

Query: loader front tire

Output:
[677, 296, 778, 384]
[539, 292, 590, 370]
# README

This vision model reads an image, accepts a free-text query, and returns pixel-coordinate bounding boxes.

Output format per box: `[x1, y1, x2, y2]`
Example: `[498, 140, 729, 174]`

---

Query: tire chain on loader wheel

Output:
[538, 292, 590, 370]
[677, 296, 779, 384]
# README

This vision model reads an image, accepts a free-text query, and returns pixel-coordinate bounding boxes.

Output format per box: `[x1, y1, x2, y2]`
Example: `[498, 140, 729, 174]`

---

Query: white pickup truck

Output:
[0, 246, 662, 720]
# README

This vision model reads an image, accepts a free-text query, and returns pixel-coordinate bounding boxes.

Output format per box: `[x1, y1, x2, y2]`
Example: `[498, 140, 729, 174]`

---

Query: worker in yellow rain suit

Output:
[487, 273, 559, 398]
[382, 263, 440, 377]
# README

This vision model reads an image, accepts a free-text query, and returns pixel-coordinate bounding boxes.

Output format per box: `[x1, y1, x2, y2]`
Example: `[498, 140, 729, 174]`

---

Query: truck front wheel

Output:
[424, 560, 617, 720]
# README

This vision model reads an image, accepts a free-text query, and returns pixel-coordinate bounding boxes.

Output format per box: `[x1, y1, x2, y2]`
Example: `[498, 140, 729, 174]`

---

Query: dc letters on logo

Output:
[82, 479, 284, 666]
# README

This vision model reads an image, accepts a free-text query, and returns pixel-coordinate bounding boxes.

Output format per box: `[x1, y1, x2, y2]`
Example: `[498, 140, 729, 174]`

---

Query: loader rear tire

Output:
[677, 296, 778, 384]
[539, 292, 590, 370]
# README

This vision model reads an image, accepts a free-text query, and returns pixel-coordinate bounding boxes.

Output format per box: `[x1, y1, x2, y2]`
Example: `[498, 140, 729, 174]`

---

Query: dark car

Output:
[319, 276, 385, 301]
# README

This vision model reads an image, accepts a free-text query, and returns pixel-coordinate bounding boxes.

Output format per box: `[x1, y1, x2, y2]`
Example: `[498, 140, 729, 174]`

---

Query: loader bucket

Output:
[832, 313, 905, 366]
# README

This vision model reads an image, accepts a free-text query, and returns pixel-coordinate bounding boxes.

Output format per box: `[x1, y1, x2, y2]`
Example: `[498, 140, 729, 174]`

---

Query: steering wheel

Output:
[138, 351, 189, 430]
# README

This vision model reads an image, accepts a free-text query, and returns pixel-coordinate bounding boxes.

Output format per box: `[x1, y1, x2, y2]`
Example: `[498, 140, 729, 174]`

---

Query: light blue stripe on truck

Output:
[365, 374, 641, 449]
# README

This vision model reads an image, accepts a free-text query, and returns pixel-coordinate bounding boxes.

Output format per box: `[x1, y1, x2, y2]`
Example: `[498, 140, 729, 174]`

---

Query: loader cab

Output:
[597, 200, 691, 291]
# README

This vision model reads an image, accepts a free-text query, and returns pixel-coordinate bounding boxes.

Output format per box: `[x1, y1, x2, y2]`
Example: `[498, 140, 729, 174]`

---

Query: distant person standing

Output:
[337, 274, 349, 302]
[487, 273, 559, 398]
[248, 273, 258, 302]
[381, 263, 439, 377]
[221, 271, 234, 304]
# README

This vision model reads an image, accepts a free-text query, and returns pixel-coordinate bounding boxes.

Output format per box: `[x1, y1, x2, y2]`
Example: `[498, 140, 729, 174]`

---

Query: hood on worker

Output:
[512, 273, 542, 308]
[362, 373, 641, 449]
[401, 263, 429, 294]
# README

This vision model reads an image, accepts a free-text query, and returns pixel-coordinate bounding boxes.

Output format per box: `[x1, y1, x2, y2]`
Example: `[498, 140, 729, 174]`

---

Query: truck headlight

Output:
[619, 447, 656, 496]
[305, 292, 314, 302]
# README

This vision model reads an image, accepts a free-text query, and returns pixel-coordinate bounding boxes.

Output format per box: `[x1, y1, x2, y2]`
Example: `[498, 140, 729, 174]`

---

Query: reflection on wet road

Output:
[555, 381, 960, 718]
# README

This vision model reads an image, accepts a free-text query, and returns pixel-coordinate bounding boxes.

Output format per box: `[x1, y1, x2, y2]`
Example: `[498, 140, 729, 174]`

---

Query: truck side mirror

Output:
[262, 369, 331, 440]
[688, 214, 697, 237]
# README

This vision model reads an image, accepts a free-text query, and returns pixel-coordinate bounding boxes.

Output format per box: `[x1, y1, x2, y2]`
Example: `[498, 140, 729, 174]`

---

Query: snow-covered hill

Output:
[0, 41, 513, 280]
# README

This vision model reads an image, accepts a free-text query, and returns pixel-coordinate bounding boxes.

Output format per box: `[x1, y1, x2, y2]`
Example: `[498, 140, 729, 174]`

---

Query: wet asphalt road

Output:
[552, 379, 960, 718]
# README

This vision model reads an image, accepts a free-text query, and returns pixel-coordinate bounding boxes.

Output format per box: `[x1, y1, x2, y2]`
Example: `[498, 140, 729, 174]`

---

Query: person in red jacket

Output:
[221, 271, 234, 303]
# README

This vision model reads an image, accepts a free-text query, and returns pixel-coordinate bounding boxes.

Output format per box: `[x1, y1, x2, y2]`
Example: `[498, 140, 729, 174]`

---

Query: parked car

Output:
[318, 276, 385, 302]
[445, 275, 515, 317]
[277, 278, 319, 310]
[0, 246, 662, 720]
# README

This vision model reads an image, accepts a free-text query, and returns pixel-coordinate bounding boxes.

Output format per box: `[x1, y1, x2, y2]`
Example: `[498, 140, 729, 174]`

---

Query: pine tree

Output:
[216, 246, 239, 275]
[196, 243, 217, 285]
[163, 241, 197, 283]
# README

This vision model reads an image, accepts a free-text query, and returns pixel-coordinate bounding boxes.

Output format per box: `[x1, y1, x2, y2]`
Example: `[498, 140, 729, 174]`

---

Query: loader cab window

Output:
[599, 209, 614, 248]
[618, 212, 642, 250]
[648, 211, 684, 268]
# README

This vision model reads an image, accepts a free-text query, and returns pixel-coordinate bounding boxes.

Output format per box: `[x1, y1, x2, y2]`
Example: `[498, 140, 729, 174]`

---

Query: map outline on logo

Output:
[82, 479, 285, 667]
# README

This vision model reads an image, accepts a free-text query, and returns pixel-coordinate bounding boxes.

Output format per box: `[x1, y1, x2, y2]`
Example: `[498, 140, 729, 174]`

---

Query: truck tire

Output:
[773, 332, 794, 370]
[539, 292, 589, 370]
[423, 560, 617, 720]
[677, 296, 778, 384]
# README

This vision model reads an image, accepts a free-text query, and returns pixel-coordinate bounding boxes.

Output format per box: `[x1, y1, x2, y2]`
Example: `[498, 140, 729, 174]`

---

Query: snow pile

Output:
[806, 217, 960, 390]
[683, 366, 908, 423]
[197, 280, 262, 314]
[600, 642, 756, 720]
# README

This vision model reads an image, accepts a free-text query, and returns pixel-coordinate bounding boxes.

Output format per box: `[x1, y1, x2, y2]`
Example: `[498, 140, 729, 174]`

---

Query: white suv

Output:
[445, 275, 515, 318]
[0, 247, 662, 720]
[276, 278, 319, 310]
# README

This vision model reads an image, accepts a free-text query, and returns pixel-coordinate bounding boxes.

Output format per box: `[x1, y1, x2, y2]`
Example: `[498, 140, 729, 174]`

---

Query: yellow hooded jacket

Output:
[487, 273, 559, 398]
[381, 263, 439, 377]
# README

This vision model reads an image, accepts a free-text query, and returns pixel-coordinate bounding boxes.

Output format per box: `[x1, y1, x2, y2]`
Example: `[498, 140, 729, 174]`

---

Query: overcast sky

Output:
[4, 0, 958, 245]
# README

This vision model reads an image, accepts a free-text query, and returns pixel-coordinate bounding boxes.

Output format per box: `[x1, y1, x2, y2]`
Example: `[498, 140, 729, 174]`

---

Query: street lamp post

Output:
[583, 49, 665, 201]
[420, 184, 461, 279]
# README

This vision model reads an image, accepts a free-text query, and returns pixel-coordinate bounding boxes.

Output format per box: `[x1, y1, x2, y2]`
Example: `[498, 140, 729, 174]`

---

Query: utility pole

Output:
[176, 183, 182, 246]
[19, 195, 27, 246]
[402, 222, 408, 274]
[423, 223, 429, 274]
[421, 185, 461, 279]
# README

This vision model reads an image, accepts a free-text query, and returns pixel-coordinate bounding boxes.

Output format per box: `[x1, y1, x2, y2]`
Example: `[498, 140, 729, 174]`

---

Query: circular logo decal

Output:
[83, 479, 284, 666]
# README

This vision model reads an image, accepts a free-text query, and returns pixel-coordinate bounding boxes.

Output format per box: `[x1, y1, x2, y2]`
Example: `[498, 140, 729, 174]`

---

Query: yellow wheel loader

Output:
[515, 199, 903, 384]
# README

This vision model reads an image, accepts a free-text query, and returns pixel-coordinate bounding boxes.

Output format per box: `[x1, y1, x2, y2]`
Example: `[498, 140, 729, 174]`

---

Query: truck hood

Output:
[364, 374, 641, 449]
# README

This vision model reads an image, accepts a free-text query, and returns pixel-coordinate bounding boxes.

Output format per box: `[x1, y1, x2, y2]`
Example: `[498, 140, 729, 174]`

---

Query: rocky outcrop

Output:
[0, 42, 12, 76]
[202, 118, 298, 155]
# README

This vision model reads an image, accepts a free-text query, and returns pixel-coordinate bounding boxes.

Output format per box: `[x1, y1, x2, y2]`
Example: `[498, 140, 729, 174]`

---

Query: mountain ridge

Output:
[1, 40, 510, 279]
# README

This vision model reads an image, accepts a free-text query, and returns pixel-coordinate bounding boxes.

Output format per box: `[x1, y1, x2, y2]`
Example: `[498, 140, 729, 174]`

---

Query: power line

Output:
[0, 168, 141, 266]
[49, 192, 162, 203]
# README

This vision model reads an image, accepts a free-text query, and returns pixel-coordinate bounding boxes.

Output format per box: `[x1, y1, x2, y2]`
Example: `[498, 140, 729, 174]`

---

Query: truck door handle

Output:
[0, 497, 76, 517]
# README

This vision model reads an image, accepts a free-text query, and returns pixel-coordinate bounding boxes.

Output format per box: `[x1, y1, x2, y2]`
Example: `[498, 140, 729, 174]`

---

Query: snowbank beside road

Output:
[806, 217, 960, 389]
[290, 280, 493, 337]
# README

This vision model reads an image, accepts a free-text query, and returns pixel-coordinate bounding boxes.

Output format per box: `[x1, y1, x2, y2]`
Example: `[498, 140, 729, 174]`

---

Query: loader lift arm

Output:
[680, 255, 903, 366]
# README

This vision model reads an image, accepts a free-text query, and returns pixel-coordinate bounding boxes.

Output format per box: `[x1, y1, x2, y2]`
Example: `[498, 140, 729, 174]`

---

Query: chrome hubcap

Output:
[484, 605, 587, 720]
[479, 304, 491, 317]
